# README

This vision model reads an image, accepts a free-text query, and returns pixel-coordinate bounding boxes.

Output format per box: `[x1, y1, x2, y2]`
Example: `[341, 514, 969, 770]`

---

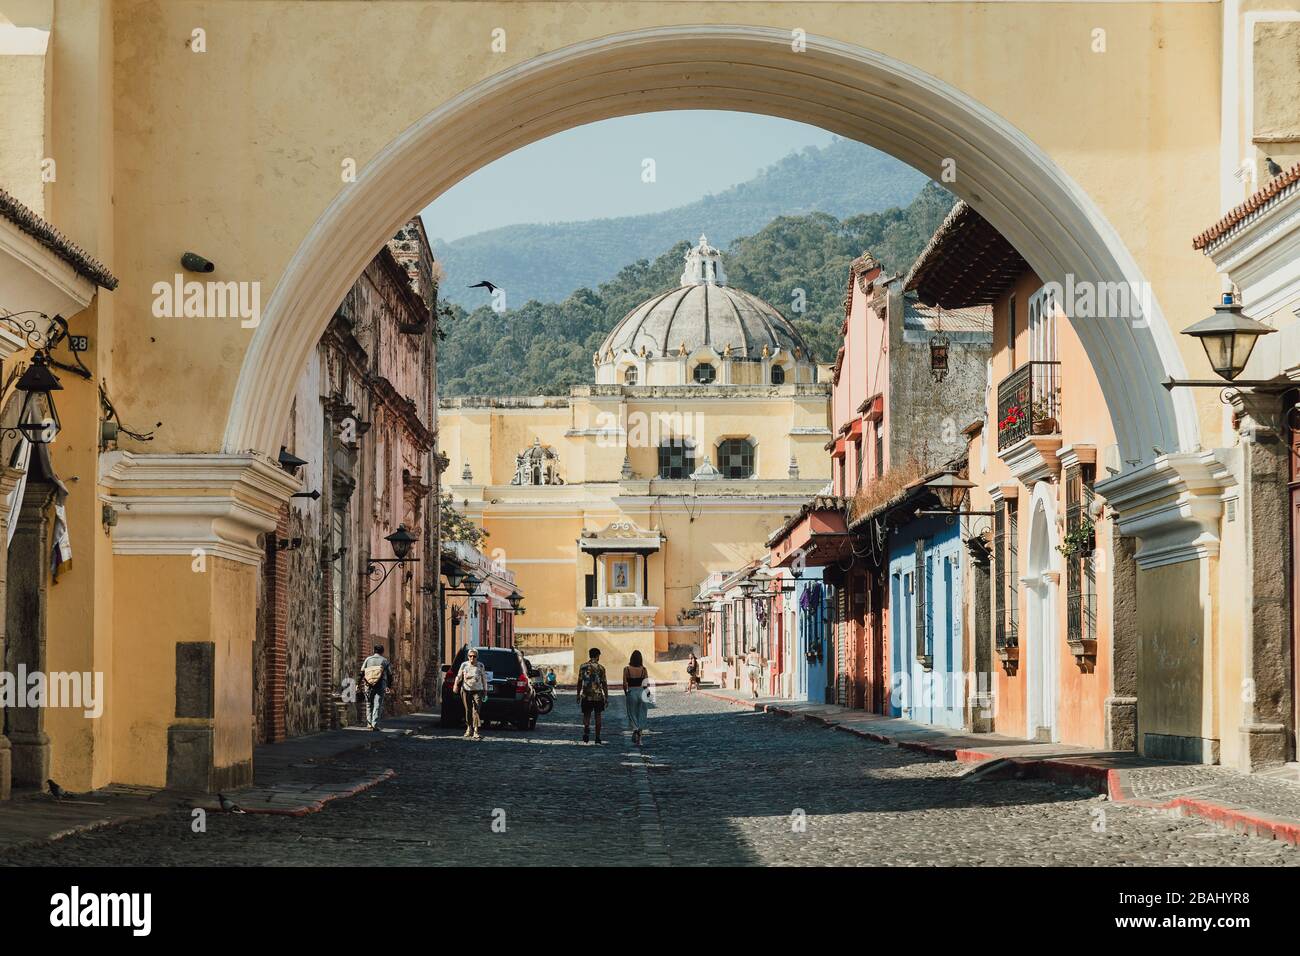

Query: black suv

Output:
[441, 646, 538, 730]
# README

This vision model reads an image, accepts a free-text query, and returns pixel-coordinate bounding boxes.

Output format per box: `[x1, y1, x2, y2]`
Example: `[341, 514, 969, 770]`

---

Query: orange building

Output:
[906, 202, 1130, 749]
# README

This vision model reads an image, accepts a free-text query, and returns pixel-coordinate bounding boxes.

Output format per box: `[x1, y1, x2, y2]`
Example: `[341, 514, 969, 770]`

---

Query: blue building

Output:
[887, 510, 965, 729]
[792, 572, 831, 702]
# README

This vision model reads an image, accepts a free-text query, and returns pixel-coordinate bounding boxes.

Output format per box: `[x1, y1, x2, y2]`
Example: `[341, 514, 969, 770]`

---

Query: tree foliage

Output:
[438, 182, 955, 396]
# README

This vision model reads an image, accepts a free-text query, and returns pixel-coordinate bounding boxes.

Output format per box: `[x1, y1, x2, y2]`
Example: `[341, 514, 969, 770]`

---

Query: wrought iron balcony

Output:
[996, 361, 1061, 451]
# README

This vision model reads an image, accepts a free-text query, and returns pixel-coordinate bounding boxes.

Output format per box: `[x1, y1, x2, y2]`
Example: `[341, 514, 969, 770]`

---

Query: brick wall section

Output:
[262, 508, 290, 743]
[319, 536, 335, 728]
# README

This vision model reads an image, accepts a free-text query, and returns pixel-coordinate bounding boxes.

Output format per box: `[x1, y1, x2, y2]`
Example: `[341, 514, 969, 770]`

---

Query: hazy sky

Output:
[420, 111, 837, 243]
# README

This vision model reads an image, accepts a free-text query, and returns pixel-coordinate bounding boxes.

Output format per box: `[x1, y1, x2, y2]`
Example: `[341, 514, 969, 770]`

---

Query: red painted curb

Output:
[701, 689, 1300, 844]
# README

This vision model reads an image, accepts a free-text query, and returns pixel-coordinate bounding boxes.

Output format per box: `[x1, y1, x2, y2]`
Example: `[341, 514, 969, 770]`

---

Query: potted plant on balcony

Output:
[998, 403, 1024, 434]
[1057, 517, 1095, 557]
[1030, 393, 1059, 435]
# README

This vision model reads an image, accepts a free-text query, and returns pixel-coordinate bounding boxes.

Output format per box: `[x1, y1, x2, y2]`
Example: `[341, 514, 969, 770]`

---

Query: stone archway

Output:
[224, 24, 1197, 470]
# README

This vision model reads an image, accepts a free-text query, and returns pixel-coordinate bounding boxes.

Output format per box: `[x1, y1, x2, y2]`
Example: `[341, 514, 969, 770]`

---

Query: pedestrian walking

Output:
[453, 647, 488, 739]
[361, 644, 394, 731]
[746, 646, 763, 699]
[577, 647, 608, 744]
[623, 650, 650, 746]
[685, 651, 701, 693]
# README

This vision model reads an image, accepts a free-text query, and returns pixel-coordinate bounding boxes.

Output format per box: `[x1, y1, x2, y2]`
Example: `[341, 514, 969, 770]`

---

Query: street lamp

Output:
[1184, 293, 1276, 381]
[919, 471, 996, 520]
[278, 446, 308, 474]
[507, 588, 523, 612]
[929, 332, 950, 384]
[926, 471, 974, 511]
[1163, 293, 1280, 389]
[385, 524, 417, 561]
[444, 564, 465, 590]
[6, 352, 63, 445]
[360, 523, 420, 597]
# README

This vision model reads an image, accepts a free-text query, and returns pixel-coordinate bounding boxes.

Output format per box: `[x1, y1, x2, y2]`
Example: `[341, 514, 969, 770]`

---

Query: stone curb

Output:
[700, 690, 1300, 846]
[224, 769, 397, 817]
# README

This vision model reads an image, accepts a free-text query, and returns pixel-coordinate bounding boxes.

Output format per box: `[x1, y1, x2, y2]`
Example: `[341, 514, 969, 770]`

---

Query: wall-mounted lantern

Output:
[919, 471, 996, 523]
[1163, 293, 1281, 390]
[1183, 293, 1276, 382]
[929, 332, 950, 384]
[278, 447, 308, 474]
[360, 523, 419, 596]
[5, 352, 63, 445]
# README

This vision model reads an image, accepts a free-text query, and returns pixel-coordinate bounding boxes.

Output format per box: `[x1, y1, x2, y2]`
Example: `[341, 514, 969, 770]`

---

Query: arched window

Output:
[624, 365, 638, 386]
[657, 438, 696, 479]
[770, 364, 786, 385]
[717, 438, 755, 479]
[692, 362, 716, 384]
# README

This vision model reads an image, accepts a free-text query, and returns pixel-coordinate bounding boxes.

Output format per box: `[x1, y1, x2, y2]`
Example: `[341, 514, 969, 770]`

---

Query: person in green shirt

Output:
[576, 647, 609, 744]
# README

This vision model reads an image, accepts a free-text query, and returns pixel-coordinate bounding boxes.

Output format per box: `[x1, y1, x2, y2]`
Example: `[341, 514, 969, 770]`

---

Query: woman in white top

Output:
[623, 650, 650, 746]
[453, 648, 488, 739]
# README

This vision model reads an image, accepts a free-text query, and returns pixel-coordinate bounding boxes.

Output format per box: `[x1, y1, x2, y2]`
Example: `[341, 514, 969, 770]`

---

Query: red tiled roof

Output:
[766, 495, 849, 549]
[1193, 161, 1300, 251]
[0, 187, 118, 290]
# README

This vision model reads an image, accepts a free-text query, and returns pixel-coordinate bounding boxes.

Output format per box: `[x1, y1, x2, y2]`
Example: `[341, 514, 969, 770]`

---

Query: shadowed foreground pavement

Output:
[2, 689, 1296, 866]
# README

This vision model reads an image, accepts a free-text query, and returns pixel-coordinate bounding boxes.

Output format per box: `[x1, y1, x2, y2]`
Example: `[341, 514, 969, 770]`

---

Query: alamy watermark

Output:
[0, 666, 104, 718]
[1043, 274, 1152, 327]
[151, 274, 261, 328]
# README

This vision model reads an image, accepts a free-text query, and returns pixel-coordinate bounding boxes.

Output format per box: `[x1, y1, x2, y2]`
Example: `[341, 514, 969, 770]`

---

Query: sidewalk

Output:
[0, 713, 432, 853]
[701, 689, 1300, 846]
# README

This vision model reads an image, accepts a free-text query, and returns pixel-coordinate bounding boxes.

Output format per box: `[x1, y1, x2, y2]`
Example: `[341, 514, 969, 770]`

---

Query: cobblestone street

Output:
[3, 690, 1297, 867]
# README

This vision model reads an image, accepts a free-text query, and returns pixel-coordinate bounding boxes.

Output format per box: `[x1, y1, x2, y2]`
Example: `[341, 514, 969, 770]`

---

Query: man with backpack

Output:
[361, 644, 394, 731]
[577, 647, 608, 744]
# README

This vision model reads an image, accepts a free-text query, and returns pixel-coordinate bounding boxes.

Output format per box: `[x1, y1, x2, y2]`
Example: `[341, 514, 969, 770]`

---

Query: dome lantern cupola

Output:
[680, 234, 727, 287]
[594, 231, 816, 386]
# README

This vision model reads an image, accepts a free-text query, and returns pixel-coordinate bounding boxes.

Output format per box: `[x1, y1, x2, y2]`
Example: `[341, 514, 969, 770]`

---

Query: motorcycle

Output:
[532, 677, 555, 715]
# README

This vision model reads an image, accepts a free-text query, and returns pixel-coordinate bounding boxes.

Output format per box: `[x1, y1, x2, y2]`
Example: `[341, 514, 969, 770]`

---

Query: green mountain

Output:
[434, 137, 927, 309]
[437, 182, 955, 397]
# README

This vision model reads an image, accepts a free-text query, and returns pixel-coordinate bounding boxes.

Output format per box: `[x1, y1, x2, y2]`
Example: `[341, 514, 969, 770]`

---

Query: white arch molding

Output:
[224, 25, 1197, 465]
[1025, 480, 1061, 743]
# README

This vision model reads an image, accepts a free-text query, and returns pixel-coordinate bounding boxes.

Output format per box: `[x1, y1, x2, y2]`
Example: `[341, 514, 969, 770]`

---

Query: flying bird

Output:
[217, 793, 247, 814]
[47, 779, 70, 800]
[1266, 156, 1284, 178]
[468, 280, 499, 294]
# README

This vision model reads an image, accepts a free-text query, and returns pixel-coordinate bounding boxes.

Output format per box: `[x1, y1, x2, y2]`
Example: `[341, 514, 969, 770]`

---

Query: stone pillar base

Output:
[1104, 695, 1138, 752]
[1239, 722, 1289, 772]
[1143, 732, 1219, 764]
[9, 731, 50, 788]
[968, 694, 995, 734]
[167, 724, 253, 792]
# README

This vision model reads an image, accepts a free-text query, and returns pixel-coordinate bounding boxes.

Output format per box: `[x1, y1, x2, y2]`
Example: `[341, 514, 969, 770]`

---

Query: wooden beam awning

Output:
[904, 201, 1028, 309]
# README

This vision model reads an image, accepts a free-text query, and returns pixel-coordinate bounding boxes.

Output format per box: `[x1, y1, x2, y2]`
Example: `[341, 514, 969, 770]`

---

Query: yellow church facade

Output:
[439, 239, 831, 676]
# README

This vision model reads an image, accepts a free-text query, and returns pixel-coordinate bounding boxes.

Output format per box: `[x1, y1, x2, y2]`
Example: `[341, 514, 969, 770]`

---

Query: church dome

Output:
[597, 235, 810, 362]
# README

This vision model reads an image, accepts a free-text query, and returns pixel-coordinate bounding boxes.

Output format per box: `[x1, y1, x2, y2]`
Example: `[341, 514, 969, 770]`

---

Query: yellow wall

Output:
[443, 387, 830, 662]
[9, 0, 1232, 458]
